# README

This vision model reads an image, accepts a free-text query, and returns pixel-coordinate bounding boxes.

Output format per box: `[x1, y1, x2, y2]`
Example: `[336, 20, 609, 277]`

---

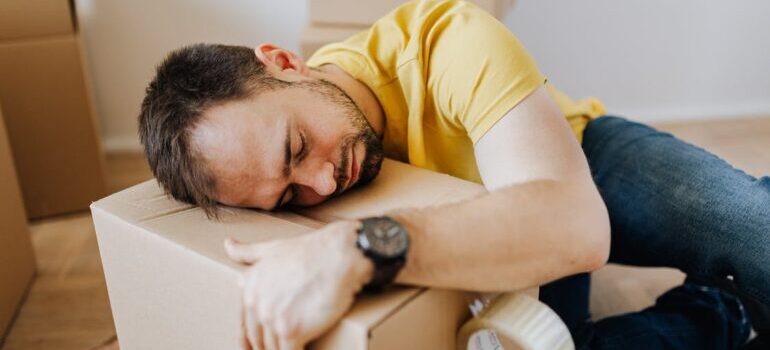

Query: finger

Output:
[278, 337, 302, 350]
[245, 306, 264, 350]
[263, 324, 280, 350]
[244, 302, 257, 350]
[225, 238, 267, 264]
[243, 288, 264, 350]
[240, 318, 252, 350]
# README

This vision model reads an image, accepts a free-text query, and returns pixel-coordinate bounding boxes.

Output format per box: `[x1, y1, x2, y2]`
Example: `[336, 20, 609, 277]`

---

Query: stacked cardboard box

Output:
[0, 103, 36, 341]
[301, 0, 507, 58]
[0, 0, 106, 219]
[308, 0, 504, 27]
[92, 159, 538, 349]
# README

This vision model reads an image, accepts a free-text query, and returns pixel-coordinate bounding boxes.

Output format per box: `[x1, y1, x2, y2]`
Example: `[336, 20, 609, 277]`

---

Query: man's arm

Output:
[391, 85, 611, 291]
[224, 86, 611, 349]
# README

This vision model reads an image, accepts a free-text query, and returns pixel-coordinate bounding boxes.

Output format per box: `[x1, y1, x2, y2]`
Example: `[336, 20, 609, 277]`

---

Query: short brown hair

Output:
[138, 43, 289, 217]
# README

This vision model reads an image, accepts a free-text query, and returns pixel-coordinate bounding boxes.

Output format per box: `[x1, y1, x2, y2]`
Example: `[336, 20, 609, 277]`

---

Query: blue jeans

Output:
[540, 116, 770, 349]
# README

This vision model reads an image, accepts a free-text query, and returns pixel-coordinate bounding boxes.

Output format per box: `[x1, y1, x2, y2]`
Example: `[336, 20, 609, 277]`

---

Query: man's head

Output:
[139, 43, 384, 216]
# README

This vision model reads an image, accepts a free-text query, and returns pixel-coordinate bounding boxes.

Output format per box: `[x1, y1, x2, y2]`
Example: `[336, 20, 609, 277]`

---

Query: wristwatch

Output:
[356, 216, 410, 292]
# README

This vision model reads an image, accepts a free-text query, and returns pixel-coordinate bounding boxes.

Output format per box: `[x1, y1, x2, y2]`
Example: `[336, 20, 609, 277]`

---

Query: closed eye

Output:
[288, 184, 300, 206]
[296, 131, 308, 163]
[282, 132, 307, 207]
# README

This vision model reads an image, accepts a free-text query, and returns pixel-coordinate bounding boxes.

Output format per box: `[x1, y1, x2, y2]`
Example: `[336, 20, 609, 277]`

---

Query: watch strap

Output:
[356, 216, 409, 292]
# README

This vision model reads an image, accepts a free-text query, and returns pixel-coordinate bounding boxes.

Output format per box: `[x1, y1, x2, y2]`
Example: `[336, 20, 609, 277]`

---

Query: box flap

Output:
[369, 289, 471, 350]
[0, 0, 75, 40]
[92, 180, 322, 272]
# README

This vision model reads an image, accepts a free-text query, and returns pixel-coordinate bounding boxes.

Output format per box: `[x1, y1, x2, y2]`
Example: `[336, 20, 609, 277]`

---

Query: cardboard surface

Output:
[301, 0, 505, 58]
[300, 25, 366, 59]
[0, 0, 75, 41]
[308, 0, 504, 26]
[0, 34, 106, 218]
[0, 104, 36, 339]
[92, 159, 537, 349]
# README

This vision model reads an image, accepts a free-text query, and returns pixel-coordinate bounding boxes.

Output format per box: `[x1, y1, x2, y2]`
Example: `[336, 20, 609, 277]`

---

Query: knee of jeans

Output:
[681, 183, 770, 295]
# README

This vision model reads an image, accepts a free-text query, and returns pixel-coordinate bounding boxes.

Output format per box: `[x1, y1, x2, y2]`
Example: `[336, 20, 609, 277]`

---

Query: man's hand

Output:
[225, 220, 374, 350]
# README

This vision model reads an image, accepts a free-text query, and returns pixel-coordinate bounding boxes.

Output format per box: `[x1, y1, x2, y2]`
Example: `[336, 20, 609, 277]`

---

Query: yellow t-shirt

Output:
[307, 0, 605, 184]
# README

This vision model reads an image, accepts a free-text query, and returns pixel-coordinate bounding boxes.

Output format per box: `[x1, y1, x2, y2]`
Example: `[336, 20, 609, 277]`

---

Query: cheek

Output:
[306, 129, 348, 163]
[314, 114, 356, 139]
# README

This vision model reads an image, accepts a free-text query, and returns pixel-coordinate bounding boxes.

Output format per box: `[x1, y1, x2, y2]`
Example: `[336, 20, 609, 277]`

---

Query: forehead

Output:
[194, 92, 289, 206]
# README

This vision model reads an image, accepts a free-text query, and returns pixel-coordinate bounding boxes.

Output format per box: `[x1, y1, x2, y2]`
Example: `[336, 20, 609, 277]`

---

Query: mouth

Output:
[344, 141, 359, 191]
[350, 146, 359, 187]
[345, 144, 358, 190]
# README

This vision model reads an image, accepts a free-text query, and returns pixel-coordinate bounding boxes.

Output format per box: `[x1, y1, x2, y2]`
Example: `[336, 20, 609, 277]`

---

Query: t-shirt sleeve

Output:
[426, 2, 546, 143]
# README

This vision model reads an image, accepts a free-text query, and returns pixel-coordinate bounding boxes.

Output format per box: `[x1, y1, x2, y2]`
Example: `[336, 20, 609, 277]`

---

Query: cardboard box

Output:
[301, 0, 507, 58]
[308, 0, 504, 27]
[92, 159, 538, 349]
[0, 0, 75, 40]
[0, 34, 106, 218]
[0, 104, 36, 339]
[300, 24, 366, 59]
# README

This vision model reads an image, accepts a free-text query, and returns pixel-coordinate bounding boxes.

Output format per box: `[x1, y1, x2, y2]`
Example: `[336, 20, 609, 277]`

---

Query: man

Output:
[138, 0, 768, 349]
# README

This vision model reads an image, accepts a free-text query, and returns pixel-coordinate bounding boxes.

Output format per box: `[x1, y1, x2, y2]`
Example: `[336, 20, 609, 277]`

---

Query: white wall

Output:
[503, 0, 770, 122]
[76, 0, 770, 152]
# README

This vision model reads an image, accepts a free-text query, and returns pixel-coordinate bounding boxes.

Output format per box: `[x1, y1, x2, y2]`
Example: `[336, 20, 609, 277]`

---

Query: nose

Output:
[297, 161, 337, 197]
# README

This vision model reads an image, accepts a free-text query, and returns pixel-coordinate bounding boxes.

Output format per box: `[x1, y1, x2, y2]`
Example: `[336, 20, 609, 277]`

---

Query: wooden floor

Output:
[1, 117, 769, 350]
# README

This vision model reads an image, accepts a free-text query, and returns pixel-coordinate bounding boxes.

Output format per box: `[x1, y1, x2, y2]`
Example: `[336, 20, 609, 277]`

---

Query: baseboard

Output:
[616, 101, 770, 124]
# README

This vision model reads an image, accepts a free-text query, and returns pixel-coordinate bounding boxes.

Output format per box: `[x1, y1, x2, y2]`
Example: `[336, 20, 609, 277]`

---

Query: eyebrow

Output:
[271, 122, 292, 211]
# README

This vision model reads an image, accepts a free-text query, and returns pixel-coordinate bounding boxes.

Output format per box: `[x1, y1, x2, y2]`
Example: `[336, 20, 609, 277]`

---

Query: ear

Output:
[255, 43, 310, 78]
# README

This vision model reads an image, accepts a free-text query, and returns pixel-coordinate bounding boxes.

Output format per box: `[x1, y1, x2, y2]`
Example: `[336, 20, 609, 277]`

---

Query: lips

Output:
[350, 146, 359, 187]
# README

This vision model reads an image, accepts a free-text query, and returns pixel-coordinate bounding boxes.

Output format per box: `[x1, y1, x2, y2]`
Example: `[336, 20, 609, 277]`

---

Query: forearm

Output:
[390, 178, 610, 292]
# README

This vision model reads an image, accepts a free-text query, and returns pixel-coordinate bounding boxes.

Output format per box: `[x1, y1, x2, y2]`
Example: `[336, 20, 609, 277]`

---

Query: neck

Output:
[310, 65, 385, 137]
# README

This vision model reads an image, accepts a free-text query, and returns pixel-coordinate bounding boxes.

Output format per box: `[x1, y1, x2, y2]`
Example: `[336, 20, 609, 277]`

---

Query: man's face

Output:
[192, 80, 383, 211]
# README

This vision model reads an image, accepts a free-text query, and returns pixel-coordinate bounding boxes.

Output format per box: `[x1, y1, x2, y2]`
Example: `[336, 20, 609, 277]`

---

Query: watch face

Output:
[363, 218, 409, 258]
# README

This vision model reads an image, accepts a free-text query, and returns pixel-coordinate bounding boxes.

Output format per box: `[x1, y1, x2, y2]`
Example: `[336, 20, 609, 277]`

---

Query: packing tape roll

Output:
[457, 292, 574, 350]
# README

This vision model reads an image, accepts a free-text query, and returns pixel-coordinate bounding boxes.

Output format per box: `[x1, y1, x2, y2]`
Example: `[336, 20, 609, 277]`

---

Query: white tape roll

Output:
[457, 292, 574, 350]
